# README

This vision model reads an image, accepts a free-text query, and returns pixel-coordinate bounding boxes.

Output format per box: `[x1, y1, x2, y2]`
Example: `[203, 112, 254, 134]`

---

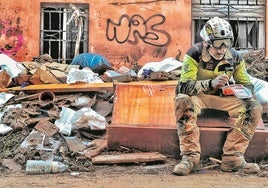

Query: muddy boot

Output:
[173, 158, 193, 176]
[221, 100, 262, 174]
[173, 94, 201, 176]
[221, 155, 260, 174]
[173, 154, 200, 176]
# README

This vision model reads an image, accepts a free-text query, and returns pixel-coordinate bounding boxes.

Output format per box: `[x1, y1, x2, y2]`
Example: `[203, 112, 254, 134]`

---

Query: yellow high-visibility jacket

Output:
[176, 42, 253, 96]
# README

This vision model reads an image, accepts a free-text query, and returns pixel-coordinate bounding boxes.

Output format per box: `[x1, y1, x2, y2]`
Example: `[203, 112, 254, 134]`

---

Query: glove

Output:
[211, 74, 229, 89]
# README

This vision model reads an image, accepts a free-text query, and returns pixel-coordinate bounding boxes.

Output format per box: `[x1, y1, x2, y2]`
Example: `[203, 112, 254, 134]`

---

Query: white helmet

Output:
[200, 17, 234, 43]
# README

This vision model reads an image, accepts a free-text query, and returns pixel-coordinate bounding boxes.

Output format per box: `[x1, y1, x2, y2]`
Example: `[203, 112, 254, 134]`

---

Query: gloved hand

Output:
[211, 74, 229, 89]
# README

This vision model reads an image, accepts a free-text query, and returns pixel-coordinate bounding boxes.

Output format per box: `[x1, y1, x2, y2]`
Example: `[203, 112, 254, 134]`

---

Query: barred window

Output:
[40, 3, 89, 63]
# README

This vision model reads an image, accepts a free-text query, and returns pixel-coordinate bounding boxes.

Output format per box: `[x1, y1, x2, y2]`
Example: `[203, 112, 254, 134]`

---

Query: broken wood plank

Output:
[209, 157, 222, 164]
[200, 164, 219, 170]
[84, 138, 107, 159]
[2, 159, 22, 171]
[34, 119, 59, 137]
[64, 136, 87, 154]
[91, 152, 167, 164]
[13, 93, 40, 101]
[0, 80, 177, 93]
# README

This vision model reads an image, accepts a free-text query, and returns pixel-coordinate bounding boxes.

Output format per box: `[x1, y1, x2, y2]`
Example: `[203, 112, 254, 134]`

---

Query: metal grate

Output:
[192, 0, 265, 50]
[40, 3, 89, 64]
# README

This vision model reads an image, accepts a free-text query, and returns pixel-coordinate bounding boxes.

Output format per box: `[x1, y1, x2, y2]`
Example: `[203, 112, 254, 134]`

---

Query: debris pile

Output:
[242, 49, 268, 81]
[0, 90, 114, 173]
[0, 53, 180, 174]
[0, 53, 182, 89]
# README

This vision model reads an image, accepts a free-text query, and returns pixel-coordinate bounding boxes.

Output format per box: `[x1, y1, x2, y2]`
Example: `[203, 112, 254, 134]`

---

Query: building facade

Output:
[0, 0, 267, 69]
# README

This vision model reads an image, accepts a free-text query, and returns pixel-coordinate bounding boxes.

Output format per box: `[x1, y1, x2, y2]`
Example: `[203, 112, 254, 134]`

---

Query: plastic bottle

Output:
[49, 154, 63, 162]
[26, 160, 68, 174]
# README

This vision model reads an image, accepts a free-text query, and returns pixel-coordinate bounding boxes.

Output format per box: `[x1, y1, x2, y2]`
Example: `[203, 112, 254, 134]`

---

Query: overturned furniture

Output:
[107, 81, 268, 161]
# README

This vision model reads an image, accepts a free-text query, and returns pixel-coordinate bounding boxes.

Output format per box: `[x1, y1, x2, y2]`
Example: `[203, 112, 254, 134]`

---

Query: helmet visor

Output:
[212, 39, 232, 48]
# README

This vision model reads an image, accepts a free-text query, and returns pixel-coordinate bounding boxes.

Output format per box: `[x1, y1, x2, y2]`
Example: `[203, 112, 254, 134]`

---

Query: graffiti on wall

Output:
[106, 14, 171, 47]
[0, 18, 23, 56]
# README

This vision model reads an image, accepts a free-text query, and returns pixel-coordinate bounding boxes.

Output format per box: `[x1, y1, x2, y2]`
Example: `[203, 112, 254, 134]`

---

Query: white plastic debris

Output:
[249, 75, 268, 105]
[70, 172, 81, 177]
[55, 106, 107, 135]
[0, 92, 15, 107]
[66, 67, 103, 84]
[71, 107, 107, 130]
[73, 95, 93, 108]
[0, 124, 13, 135]
[137, 57, 183, 77]
[54, 106, 76, 136]
[117, 66, 137, 76]
[0, 54, 25, 78]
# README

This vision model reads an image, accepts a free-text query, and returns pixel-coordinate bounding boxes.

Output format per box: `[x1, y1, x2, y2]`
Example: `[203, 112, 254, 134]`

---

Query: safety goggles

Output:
[212, 39, 232, 49]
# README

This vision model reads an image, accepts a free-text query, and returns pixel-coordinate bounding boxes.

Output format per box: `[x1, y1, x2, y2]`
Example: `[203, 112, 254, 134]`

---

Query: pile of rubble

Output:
[0, 54, 181, 174]
[0, 89, 113, 171]
[242, 49, 268, 82]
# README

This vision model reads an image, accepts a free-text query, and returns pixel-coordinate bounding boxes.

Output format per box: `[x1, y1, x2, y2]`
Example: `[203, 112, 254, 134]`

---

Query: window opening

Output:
[40, 3, 89, 64]
[192, 0, 265, 50]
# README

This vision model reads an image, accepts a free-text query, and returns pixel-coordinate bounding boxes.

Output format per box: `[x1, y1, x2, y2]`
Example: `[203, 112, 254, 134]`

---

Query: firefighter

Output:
[173, 17, 263, 176]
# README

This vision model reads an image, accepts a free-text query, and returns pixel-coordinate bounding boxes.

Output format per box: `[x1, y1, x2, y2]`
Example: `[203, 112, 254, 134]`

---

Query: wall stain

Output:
[0, 18, 24, 56]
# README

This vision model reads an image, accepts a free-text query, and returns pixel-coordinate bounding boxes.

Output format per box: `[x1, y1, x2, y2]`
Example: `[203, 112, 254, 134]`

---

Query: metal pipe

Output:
[39, 90, 55, 102]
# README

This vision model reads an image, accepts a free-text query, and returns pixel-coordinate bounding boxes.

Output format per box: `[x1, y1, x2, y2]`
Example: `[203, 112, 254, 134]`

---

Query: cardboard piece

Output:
[0, 71, 12, 88]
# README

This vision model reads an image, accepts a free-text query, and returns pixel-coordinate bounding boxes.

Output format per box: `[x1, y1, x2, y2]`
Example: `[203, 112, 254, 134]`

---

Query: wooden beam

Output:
[0, 80, 177, 94]
[91, 152, 167, 164]
[0, 82, 115, 93]
[84, 138, 108, 159]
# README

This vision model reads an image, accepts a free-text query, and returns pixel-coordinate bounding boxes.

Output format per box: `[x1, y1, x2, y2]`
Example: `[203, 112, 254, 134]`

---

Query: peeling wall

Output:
[1, 0, 266, 69]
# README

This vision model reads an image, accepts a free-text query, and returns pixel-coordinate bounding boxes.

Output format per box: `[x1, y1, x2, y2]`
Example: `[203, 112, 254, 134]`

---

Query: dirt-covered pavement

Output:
[1, 158, 268, 188]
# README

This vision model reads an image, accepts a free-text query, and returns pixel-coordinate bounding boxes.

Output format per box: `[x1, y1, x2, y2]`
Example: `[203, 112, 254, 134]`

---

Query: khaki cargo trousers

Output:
[174, 93, 263, 170]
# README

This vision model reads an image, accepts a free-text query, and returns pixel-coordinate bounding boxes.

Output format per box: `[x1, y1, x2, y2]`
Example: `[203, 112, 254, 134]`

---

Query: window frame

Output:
[192, 0, 265, 50]
[40, 3, 89, 64]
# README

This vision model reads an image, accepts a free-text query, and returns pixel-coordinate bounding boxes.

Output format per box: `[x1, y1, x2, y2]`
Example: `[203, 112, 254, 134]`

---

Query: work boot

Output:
[173, 156, 200, 176]
[173, 158, 193, 176]
[221, 155, 260, 174]
[221, 101, 262, 174]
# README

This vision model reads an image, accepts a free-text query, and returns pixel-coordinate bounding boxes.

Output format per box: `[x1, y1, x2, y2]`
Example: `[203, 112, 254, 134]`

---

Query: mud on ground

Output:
[1, 158, 268, 188]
